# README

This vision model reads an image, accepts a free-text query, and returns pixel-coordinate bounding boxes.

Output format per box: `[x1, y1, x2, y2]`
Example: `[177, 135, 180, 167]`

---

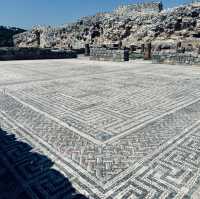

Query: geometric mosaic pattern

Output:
[1, 59, 200, 198]
[0, 127, 88, 199]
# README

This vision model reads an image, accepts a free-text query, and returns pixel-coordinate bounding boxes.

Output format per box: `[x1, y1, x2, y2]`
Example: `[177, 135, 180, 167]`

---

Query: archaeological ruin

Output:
[0, 47, 77, 60]
[7, 1, 200, 64]
[2, 1, 200, 199]
[90, 46, 129, 62]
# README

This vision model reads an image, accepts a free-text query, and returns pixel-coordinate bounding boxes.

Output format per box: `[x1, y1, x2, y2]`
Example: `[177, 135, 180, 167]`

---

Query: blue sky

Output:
[1, 0, 192, 29]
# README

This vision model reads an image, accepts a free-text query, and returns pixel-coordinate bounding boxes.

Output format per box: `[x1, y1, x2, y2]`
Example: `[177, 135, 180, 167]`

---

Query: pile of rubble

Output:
[12, 2, 200, 56]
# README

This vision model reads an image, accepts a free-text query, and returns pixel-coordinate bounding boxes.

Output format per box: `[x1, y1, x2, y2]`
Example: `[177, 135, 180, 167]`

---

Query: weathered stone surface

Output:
[114, 2, 163, 16]
[85, 44, 90, 56]
[129, 51, 144, 60]
[144, 43, 152, 60]
[1, 60, 200, 198]
[13, 2, 200, 55]
[0, 47, 77, 60]
[152, 51, 200, 65]
[13, 27, 40, 48]
[90, 47, 129, 62]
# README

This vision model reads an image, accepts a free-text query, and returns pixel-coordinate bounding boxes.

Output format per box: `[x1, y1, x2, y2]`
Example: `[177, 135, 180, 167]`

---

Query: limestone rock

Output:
[13, 2, 200, 54]
[13, 27, 40, 48]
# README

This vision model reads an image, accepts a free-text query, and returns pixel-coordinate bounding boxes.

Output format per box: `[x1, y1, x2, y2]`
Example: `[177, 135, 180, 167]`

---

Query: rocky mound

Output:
[13, 2, 200, 53]
[0, 26, 25, 47]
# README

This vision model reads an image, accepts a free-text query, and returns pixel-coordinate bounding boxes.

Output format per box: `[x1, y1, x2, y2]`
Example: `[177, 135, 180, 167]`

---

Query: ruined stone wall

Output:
[114, 2, 163, 15]
[90, 47, 129, 62]
[13, 2, 200, 53]
[13, 26, 86, 49]
[129, 51, 144, 60]
[0, 47, 77, 61]
[13, 28, 40, 48]
[152, 52, 200, 65]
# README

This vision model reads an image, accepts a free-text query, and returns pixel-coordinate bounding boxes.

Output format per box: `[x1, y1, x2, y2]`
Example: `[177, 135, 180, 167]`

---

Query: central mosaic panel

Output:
[3, 69, 200, 143]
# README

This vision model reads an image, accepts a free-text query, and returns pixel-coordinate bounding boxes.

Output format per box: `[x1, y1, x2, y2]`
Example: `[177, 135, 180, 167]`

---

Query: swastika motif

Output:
[1, 59, 200, 198]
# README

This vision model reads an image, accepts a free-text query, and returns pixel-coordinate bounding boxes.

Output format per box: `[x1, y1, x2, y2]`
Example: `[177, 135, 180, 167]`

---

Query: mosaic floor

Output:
[1, 59, 200, 198]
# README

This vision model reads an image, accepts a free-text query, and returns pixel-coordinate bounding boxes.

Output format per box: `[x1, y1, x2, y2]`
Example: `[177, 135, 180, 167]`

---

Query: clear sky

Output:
[1, 0, 192, 29]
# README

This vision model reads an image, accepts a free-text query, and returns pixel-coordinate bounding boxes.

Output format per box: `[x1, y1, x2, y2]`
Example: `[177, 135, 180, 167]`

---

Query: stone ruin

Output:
[152, 40, 200, 65]
[5, 1, 200, 64]
[114, 2, 163, 16]
[0, 47, 77, 61]
[90, 46, 129, 62]
[12, 1, 165, 51]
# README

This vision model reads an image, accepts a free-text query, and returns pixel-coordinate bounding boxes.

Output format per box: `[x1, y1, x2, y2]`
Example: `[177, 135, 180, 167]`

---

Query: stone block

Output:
[90, 47, 129, 62]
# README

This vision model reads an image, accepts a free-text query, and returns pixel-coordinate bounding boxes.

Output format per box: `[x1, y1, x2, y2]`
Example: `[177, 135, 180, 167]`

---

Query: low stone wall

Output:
[0, 47, 77, 61]
[129, 52, 144, 60]
[90, 47, 129, 62]
[73, 48, 85, 55]
[152, 52, 200, 65]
